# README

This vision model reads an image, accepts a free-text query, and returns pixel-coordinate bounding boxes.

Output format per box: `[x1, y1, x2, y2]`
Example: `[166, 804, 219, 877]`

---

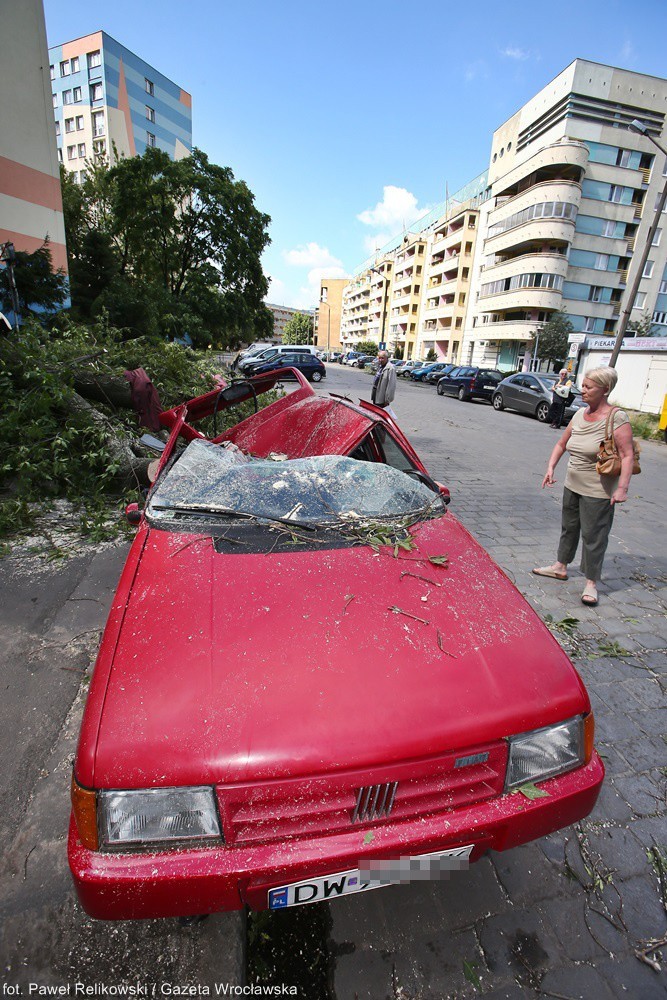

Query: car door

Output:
[500, 375, 523, 409]
[515, 375, 543, 414]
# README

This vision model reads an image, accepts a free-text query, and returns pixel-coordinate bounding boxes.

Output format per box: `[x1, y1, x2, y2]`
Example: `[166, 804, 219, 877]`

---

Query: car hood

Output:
[91, 516, 588, 788]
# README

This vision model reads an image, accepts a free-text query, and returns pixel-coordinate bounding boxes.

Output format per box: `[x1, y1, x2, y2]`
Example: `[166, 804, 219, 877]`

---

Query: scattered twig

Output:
[400, 570, 441, 587]
[343, 594, 355, 614]
[388, 605, 430, 625]
[436, 629, 457, 657]
[634, 934, 667, 973]
[24, 845, 36, 880]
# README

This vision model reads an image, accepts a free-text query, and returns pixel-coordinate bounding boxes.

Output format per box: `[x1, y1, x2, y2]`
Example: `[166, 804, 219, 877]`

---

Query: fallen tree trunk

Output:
[72, 373, 133, 410]
[68, 392, 152, 488]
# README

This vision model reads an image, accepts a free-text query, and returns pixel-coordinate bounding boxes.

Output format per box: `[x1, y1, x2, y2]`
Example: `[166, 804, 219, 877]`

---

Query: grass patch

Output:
[626, 410, 663, 442]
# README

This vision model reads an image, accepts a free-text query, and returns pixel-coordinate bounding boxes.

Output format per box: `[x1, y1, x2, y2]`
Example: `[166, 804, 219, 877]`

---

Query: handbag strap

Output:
[604, 407, 619, 451]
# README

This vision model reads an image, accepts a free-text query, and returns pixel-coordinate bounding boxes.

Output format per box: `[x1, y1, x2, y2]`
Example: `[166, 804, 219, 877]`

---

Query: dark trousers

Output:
[548, 395, 567, 426]
[557, 488, 615, 580]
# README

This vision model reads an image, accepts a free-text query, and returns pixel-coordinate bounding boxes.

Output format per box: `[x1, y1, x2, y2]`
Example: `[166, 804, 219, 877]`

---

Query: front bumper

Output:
[69, 753, 603, 919]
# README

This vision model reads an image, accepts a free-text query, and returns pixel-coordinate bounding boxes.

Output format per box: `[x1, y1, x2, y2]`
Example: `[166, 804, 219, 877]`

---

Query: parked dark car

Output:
[411, 363, 447, 382]
[355, 355, 378, 369]
[245, 353, 326, 382]
[492, 373, 585, 423]
[424, 363, 458, 385]
[436, 367, 504, 401]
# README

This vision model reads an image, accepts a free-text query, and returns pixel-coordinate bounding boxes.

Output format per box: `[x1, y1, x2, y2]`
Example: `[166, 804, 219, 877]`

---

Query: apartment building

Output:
[340, 272, 372, 347]
[1, 0, 68, 278]
[316, 277, 346, 351]
[463, 59, 667, 369]
[420, 207, 480, 363]
[49, 31, 192, 179]
[266, 302, 315, 342]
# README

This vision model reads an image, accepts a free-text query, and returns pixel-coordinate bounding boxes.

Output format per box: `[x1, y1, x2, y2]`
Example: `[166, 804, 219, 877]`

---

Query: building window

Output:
[76, 115, 84, 130]
[633, 292, 646, 309]
[145, 78, 154, 95]
[643, 260, 654, 278]
[583, 317, 595, 332]
[60, 60, 70, 76]
[93, 139, 106, 157]
[78, 142, 86, 158]
[67, 145, 76, 160]
[55, 121, 60, 136]
[146, 106, 155, 123]
[654, 192, 667, 212]
[588, 286, 603, 301]
[73, 87, 82, 102]
[49, 65, 55, 80]
[90, 83, 102, 102]
[88, 50, 101, 69]
[65, 117, 74, 133]
[652, 229, 662, 246]
[92, 111, 105, 137]
[616, 149, 632, 167]
[146, 132, 156, 147]
[57, 148, 63, 163]
[594, 254, 610, 270]
[62, 90, 72, 105]
[608, 185, 623, 203]
[71, 56, 80, 73]
[52, 94, 58, 108]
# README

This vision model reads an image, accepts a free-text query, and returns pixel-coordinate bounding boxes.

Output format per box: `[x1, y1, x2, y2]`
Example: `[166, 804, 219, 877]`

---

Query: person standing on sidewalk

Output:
[548, 369, 573, 428]
[532, 366, 635, 607]
[371, 350, 397, 420]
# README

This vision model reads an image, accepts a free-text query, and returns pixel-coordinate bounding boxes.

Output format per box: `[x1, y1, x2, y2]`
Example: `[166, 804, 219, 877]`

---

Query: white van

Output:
[237, 344, 319, 372]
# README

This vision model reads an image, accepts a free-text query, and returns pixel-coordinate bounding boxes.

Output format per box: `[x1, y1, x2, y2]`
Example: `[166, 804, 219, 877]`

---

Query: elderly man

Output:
[371, 350, 397, 419]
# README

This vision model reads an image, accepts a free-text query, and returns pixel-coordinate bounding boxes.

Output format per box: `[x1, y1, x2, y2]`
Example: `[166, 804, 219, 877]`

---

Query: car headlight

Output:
[505, 715, 591, 791]
[98, 786, 221, 850]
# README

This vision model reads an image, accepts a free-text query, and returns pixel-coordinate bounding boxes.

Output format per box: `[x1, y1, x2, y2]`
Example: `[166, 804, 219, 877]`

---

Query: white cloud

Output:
[620, 39, 636, 64]
[283, 242, 343, 270]
[501, 46, 530, 61]
[282, 242, 347, 308]
[357, 186, 429, 231]
[265, 275, 286, 302]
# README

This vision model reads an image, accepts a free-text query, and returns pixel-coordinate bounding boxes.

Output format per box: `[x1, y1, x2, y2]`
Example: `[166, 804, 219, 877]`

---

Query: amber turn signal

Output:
[583, 712, 595, 764]
[71, 773, 99, 850]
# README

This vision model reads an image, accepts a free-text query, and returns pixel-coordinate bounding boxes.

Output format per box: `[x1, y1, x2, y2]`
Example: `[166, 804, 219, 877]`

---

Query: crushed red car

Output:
[69, 367, 603, 919]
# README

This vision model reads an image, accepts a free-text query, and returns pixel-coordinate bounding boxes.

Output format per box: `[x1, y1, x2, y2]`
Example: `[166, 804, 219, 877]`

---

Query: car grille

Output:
[216, 741, 507, 847]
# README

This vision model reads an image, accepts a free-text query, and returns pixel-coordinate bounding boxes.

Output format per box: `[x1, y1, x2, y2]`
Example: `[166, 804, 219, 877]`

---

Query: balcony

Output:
[478, 286, 564, 313]
[473, 319, 538, 340]
[493, 140, 589, 196]
[481, 252, 569, 284]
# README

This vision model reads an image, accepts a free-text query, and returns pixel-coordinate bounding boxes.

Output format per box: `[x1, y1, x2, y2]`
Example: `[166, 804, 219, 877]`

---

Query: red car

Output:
[69, 368, 603, 919]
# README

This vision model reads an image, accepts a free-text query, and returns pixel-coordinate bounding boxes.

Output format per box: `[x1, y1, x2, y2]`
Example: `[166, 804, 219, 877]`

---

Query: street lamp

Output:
[609, 119, 667, 368]
[318, 297, 331, 355]
[370, 266, 389, 352]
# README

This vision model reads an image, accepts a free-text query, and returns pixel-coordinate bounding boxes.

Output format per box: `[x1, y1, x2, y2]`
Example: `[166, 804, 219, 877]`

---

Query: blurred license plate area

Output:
[267, 845, 473, 908]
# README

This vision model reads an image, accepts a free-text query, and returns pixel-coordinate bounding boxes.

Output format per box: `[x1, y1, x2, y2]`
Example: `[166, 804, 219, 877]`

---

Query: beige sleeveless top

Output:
[564, 408, 630, 499]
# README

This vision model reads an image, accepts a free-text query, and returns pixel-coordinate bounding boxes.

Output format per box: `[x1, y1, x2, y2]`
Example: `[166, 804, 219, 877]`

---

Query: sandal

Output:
[532, 566, 568, 581]
[581, 584, 598, 607]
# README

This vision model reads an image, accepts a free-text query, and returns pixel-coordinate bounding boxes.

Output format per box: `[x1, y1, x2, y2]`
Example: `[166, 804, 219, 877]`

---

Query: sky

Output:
[43, 0, 667, 309]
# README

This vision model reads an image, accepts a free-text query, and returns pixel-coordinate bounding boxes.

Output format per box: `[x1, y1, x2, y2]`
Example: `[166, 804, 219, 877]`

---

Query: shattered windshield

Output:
[147, 440, 443, 528]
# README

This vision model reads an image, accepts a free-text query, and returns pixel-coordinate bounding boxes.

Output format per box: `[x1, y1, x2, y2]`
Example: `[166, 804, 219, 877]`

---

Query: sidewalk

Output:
[0, 540, 244, 989]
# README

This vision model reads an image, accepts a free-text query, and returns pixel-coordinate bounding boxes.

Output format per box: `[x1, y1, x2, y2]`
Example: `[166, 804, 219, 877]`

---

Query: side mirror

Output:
[125, 502, 142, 525]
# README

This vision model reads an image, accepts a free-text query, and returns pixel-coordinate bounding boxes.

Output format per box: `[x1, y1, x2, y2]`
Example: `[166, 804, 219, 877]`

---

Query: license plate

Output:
[267, 845, 473, 909]
[483, 384, 496, 390]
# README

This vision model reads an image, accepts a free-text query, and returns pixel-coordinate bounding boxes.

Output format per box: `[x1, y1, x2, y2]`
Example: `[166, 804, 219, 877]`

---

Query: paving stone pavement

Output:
[323, 368, 667, 999]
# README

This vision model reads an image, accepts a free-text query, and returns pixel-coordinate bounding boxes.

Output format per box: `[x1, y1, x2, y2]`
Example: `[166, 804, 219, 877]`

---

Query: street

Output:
[1, 361, 665, 998]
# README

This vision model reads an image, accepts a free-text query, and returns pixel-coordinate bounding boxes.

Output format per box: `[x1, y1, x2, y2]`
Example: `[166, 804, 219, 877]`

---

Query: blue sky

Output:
[44, 0, 667, 309]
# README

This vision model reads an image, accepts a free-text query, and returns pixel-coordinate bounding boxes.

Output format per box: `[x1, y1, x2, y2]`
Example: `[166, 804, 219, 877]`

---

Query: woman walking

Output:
[533, 366, 636, 607]
[548, 369, 573, 428]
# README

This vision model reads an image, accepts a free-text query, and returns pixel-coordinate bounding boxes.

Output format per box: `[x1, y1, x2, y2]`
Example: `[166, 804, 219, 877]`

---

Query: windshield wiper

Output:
[149, 503, 319, 531]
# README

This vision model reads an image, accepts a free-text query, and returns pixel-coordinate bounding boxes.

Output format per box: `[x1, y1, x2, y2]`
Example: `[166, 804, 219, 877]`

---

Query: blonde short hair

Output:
[586, 366, 618, 393]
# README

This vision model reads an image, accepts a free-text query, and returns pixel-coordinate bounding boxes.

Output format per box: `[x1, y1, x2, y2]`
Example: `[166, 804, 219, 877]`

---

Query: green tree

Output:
[425, 348, 437, 362]
[60, 148, 271, 348]
[627, 311, 659, 337]
[534, 311, 573, 369]
[356, 340, 378, 356]
[0, 242, 67, 320]
[282, 312, 313, 345]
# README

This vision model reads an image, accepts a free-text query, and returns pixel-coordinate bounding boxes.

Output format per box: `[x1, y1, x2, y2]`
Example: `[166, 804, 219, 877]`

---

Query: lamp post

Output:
[318, 297, 331, 355]
[370, 266, 389, 352]
[609, 120, 667, 368]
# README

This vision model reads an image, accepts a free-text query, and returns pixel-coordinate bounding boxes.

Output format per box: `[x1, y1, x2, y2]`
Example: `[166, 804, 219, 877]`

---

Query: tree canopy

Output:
[356, 340, 378, 356]
[61, 148, 272, 348]
[0, 242, 68, 320]
[282, 312, 313, 345]
[534, 312, 573, 368]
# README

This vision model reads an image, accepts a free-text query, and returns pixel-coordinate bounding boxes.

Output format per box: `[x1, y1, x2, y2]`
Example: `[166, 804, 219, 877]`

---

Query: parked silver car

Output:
[492, 373, 585, 423]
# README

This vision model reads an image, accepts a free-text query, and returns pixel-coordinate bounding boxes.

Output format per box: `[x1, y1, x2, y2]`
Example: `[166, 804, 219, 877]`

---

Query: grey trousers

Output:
[557, 488, 615, 581]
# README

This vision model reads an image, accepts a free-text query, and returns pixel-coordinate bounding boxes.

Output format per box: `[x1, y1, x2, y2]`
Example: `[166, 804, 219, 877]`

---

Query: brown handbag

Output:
[595, 407, 641, 477]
